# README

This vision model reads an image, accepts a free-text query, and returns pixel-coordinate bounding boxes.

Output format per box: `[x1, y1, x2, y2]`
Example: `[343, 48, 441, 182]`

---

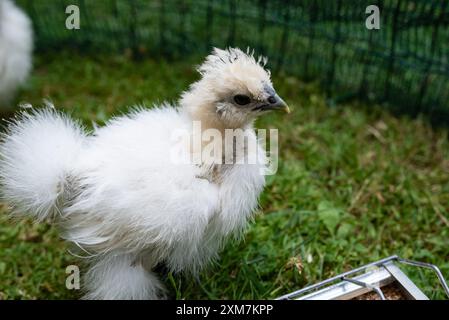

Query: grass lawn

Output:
[0, 52, 448, 300]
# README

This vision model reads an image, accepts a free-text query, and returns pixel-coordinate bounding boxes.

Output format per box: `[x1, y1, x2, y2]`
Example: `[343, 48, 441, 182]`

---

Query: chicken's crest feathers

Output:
[198, 48, 271, 88]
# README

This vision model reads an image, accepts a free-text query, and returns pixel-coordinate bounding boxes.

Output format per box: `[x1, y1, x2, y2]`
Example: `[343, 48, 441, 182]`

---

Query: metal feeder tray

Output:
[277, 255, 449, 300]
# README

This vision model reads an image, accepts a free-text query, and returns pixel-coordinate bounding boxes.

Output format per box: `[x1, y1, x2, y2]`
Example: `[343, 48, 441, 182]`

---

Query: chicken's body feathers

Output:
[1, 105, 265, 298]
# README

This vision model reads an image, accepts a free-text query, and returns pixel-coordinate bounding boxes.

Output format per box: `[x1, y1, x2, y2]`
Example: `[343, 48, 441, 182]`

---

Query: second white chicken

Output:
[0, 0, 33, 108]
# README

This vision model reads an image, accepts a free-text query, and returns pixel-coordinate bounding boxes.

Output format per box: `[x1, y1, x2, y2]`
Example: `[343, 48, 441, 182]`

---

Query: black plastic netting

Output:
[15, 0, 449, 125]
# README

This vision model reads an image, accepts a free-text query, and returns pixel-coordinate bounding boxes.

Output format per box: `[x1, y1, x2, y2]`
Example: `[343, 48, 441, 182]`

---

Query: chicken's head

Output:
[181, 47, 290, 129]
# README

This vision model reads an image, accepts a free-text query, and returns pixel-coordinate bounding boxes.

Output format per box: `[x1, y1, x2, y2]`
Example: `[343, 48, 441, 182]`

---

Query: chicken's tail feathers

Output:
[0, 107, 86, 221]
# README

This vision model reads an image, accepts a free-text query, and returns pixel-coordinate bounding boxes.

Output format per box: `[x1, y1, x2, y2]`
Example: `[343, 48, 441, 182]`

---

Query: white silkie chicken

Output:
[0, 0, 33, 108]
[0, 48, 289, 299]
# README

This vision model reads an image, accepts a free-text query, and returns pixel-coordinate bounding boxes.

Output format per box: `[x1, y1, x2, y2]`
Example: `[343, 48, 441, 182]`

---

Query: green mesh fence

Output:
[16, 0, 449, 125]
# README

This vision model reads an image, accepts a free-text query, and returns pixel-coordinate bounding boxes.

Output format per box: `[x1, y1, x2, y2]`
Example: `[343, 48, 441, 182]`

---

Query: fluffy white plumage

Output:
[0, 48, 288, 299]
[0, 0, 33, 108]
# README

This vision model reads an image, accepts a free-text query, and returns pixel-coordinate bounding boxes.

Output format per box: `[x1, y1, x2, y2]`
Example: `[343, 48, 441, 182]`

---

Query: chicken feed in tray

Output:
[278, 255, 449, 300]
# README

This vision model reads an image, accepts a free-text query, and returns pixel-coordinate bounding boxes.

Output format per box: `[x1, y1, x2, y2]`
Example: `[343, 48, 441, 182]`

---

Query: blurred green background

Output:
[17, 0, 449, 125]
[0, 0, 448, 299]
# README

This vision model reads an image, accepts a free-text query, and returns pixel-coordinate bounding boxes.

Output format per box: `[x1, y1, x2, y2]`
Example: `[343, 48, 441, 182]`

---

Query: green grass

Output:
[0, 52, 448, 300]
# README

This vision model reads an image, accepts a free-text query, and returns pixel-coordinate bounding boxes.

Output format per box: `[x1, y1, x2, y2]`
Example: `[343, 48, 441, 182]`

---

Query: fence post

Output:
[178, 0, 188, 54]
[325, 0, 342, 97]
[359, 0, 382, 99]
[276, 0, 290, 72]
[227, 0, 236, 47]
[159, 0, 166, 55]
[112, 0, 119, 17]
[128, 0, 138, 57]
[358, 31, 374, 99]
[257, 0, 267, 54]
[26, 0, 40, 37]
[304, 1, 318, 80]
[205, 0, 214, 52]
[415, 2, 446, 113]
[384, 0, 402, 101]
[78, 0, 92, 47]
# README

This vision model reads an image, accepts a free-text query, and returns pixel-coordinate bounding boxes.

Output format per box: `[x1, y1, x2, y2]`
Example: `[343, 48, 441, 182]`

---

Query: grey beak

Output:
[266, 94, 290, 113]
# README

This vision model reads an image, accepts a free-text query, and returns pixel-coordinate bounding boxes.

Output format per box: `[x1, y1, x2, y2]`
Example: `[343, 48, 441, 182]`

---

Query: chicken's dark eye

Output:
[233, 94, 251, 106]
